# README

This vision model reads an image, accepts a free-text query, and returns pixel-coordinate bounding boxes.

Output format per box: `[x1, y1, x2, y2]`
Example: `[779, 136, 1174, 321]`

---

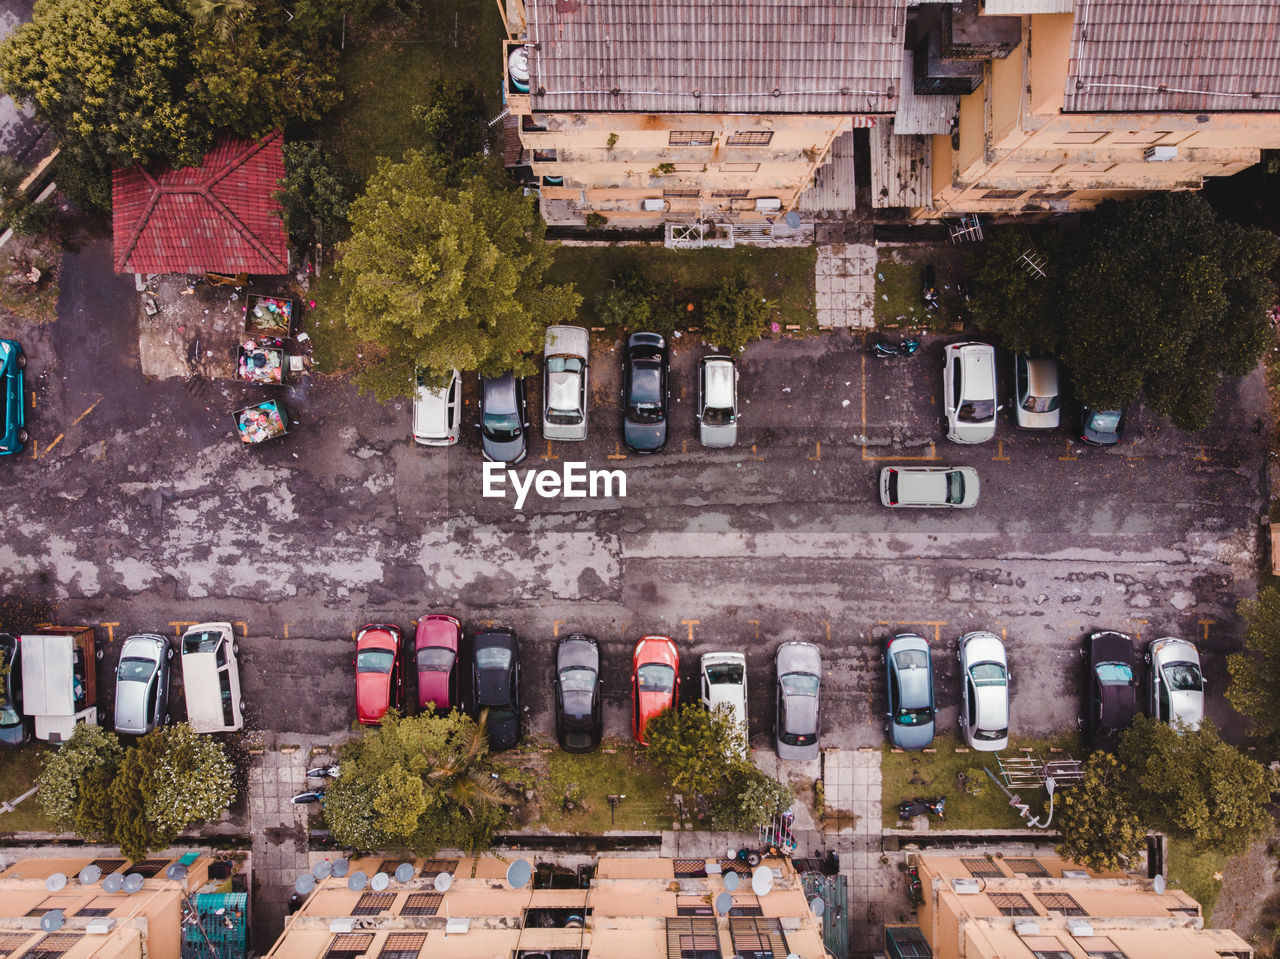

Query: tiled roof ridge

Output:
[114, 167, 164, 272]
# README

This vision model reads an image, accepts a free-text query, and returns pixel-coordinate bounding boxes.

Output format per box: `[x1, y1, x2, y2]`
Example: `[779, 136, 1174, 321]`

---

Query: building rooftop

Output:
[524, 0, 907, 115]
[1064, 0, 1280, 113]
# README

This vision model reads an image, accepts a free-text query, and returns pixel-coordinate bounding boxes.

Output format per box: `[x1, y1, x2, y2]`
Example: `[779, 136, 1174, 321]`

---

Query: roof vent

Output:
[1062, 870, 1089, 879]
[1144, 145, 1178, 162]
[755, 197, 782, 212]
[1014, 921, 1040, 936]
[951, 878, 981, 895]
[1066, 919, 1094, 937]
[86, 920, 117, 935]
[329, 919, 356, 934]
[642, 198, 666, 212]
[445, 917, 471, 935]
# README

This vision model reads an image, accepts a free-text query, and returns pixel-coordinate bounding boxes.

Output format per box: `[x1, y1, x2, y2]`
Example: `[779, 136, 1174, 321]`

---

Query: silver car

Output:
[958, 631, 1010, 751]
[1146, 637, 1204, 732]
[943, 342, 998, 444]
[775, 641, 821, 760]
[696, 355, 739, 448]
[700, 651, 748, 757]
[479, 372, 529, 464]
[114, 633, 173, 735]
[1013, 355, 1060, 429]
[880, 466, 979, 508]
[884, 633, 935, 750]
[412, 368, 461, 446]
[543, 326, 590, 441]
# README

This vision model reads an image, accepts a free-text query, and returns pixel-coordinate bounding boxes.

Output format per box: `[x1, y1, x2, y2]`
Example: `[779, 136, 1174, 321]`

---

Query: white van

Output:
[180, 623, 243, 733]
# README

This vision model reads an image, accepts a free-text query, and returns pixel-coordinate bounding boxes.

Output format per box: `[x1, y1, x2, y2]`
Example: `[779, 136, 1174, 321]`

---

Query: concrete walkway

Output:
[816, 244, 877, 330]
[246, 746, 311, 948]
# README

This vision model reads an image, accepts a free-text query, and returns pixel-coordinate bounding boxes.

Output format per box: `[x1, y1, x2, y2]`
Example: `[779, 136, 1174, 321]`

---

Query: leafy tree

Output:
[413, 78, 488, 166]
[1055, 751, 1146, 872]
[274, 142, 355, 268]
[1117, 716, 1276, 855]
[36, 724, 123, 833]
[1229, 586, 1280, 744]
[187, 0, 255, 44]
[712, 768, 794, 832]
[73, 765, 118, 841]
[335, 152, 580, 401]
[702, 273, 770, 354]
[111, 734, 179, 861]
[968, 226, 1065, 354]
[144, 722, 236, 831]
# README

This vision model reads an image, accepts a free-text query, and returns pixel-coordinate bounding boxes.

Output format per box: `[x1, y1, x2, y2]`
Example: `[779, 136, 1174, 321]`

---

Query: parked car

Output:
[943, 341, 998, 444]
[479, 373, 529, 464]
[880, 466, 979, 508]
[775, 641, 822, 761]
[21, 627, 99, 742]
[631, 635, 679, 745]
[473, 627, 521, 750]
[180, 622, 243, 733]
[700, 651, 748, 755]
[1013, 355, 1060, 429]
[414, 614, 462, 713]
[543, 326, 590, 441]
[0, 633, 29, 747]
[622, 332, 670, 453]
[1083, 630, 1138, 751]
[554, 634, 602, 752]
[412, 368, 461, 446]
[114, 633, 173, 735]
[1146, 636, 1204, 732]
[957, 631, 1010, 751]
[1080, 405, 1126, 446]
[884, 633, 935, 750]
[696, 355, 739, 448]
[354, 624, 403, 726]
[0, 339, 26, 456]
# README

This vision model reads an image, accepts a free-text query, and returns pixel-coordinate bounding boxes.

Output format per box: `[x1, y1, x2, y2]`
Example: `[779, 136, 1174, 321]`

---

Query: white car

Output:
[181, 623, 244, 733]
[543, 325, 590, 441]
[412, 368, 461, 446]
[700, 651, 748, 756]
[1013, 355, 1061, 429]
[696, 355, 739, 448]
[1146, 637, 1204, 732]
[957, 631, 1010, 751]
[943, 342, 998, 444]
[880, 466, 979, 508]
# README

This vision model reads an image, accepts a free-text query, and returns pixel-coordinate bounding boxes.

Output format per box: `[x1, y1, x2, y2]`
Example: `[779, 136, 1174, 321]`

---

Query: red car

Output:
[631, 635, 679, 744]
[354, 624, 403, 725]
[415, 614, 462, 713]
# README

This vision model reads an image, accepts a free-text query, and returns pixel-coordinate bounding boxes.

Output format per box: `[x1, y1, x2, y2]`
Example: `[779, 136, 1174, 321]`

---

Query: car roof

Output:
[702, 357, 735, 408]
[957, 343, 996, 400]
[894, 468, 951, 504]
[482, 373, 519, 413]
[777, 641, 820, 675]
[973, 684, 1009, 729]
[1022, 356, 1059, 394]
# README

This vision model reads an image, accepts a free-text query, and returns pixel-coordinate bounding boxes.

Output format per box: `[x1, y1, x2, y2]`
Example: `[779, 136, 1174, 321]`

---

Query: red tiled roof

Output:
[112, 132, 290, 275]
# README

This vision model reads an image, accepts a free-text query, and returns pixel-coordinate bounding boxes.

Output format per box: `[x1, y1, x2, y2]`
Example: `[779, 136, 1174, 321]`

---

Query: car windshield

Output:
[483, 412, 522, 441]
[1162, 661, 1203, 691]
[970, 662, 1006, 686]
[0, 705, 17, 725]
[559, 667, 596, 693]
[780, 673, 820, 696]
[893, 648, 929, 670]
[705, 662, 744, 685]
[1023, 394, 1059, 413]
[476, 646, 512, 669]
[547, 408, 583, 425]
[183, 631, 223, 654]
[958, 400, 995, 423]
[896, 705, 933, 726]
[702, 406, 734, 426]
[975, 727, 1008, 741]
[946, 471, 966, 504]
[488, 707, 516, 721]
[357, 649, 395, 674]
[117, 657, 154, 682]
[417, 648, 454, 672]
[1096, 662, 1133, 685]
[1089, 411, 1121, 432]
[638, 663, 675, 692]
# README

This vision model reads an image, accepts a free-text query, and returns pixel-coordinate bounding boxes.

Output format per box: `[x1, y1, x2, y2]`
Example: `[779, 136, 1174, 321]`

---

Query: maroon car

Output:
[415, 614, 462, 713]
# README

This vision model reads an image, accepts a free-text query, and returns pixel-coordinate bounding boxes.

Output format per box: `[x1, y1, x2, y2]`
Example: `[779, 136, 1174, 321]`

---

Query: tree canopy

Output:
[1054, 751, 1146, 872]
[335, 151, 581, 400]
[969, 193, 1278, 431]
[37, 722, 124, 833]
[1228, 586, 1280, 745]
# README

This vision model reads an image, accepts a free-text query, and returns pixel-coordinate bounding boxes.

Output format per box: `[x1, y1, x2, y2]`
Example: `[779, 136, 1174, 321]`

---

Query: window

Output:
[89, 859, 127, 875]
[324, 934, 374, 959]
[352, 893, 396, 916]
[670, 131, 714, 147]
[378, 934, 426, 959]
[1032, 190, 1074, 200]
[1168, 907, 1200, 917]
[1054, 131, 1107, 144]
[25, 935, 82, 959]
[730, 902, 764, 917]
[219, 669, 235, 727]
[521, 115, 547, 132]
[720, 859, 752, 876]
[1036, 893, 1085, 916]
[886, 926, 932, 959]
[989, 893, 1036, 916]
[664, 190, 700, 199]
[672, 163, 706, 172]
[1077, 938, 1126, 959]
[665, 918, 720, 959]
[982, 189, 1026, 200]
[129, 858, 170, 878]
[712, 190, 749, 199]
[719, 163, 759, 173]
[533, 149, 557, 162]
[75, 906, 115, 918]
[962, 857, 1003, 878]
[418, 858, 458, 877]
[400, 893, 443, 917]
[674, 859, 708, 878]
[0, 936, 32, 959]
[377, 860, 405, 876]
[1006, 858, 1050, 878]
[729, 917, 787, 959]
[727, 131, 773, 146]
[677, 897, 713, 917]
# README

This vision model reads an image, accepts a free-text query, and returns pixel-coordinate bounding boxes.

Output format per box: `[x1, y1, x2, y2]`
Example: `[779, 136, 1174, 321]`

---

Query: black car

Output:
[479, 373, 529, 464]
[622, 332, 669, 453]
[472, 627, 521, 749]
[554, 634, 602, 753]
[0, 633, 29, 748]
[1082, 630, 1138, 751]
[1080, 405, 1126, 446]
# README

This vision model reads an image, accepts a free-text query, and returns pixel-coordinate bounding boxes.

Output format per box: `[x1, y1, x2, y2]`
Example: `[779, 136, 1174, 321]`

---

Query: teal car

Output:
[0, 340, 25, 455]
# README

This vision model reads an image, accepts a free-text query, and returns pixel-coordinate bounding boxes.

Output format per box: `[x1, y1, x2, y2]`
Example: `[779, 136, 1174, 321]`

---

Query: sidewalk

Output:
[817, 244, 877, 330]
[246, 742, 315, 948]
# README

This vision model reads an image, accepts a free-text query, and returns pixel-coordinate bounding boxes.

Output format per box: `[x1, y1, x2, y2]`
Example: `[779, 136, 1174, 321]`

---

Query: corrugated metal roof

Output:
[1064, 0, 1280, 113]
[870, 123, 931, 208]
[983, 0, 1072, 13]
[525, 0, 907, 115]
[895, 52, 958, 134]
[796, 130, 857, 213]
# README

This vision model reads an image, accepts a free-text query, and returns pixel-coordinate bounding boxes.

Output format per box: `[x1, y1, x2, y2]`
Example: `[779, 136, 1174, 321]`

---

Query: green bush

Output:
[702, 273, 770, 353]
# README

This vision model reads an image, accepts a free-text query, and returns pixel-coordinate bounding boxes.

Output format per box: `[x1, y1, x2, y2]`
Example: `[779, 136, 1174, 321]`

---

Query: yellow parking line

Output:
[101, 623, 119, 643]
[680, 619, 699, 641]
[553, 621, 563, 637]
[749, 444, 763, 461]
[170, 621, 197, 637]
[41, 433, 63, 457]
[823, 621, 831, 642]
[809, 441, 821, 462]
[543, 440, 558, 461]
[863, 442, 939, 462]
[607, 442, 627, 461]
[72, 398, 102, 426]
[747, 620, 759, 640]
[1059, 440, 1077, 461]
[1198, 619, 1212, 640]
[233, 621, 248, 637]
[991, 440, 1010, 462]
[283, 623, 291, 639]
[682, 439, 688, 454]
[1194, 447, 1210, 462]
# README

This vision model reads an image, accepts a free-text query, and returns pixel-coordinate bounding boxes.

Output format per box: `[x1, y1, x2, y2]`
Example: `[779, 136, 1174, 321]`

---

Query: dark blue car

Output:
[622, 332, 669, 453]
[0, 340, 26, 456]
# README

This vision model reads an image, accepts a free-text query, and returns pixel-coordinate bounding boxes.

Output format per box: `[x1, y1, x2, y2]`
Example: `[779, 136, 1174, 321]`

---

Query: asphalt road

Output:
[0, 235, 1267, 753]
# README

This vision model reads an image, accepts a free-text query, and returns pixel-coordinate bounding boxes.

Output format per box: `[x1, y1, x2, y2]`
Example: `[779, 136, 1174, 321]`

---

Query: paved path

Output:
[816, 243, 876, 330]
[247, 746, 311, 948]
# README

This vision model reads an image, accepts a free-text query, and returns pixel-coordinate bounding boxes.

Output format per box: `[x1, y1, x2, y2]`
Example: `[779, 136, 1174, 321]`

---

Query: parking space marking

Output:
[682, 439, 688, 454]
[1059, 440, 1078, 461]
[553, 621, 563, 637]
[41, 433, 63, 458]
[283, 623, 291, 639]
[809, 441, 821, 462]
[233, 622, 248, 637]
[101, 622, 119, 643]
[871, 620, 946, 644]
[1125, 442, 1144, 461]
[747, 620, 759, 640]
[822, 621, 831, 643]
[1134, 618, 1148, 642]
[991, 440, 1010, 462]
[862, 443, 939, 462]
[543, 440, 558, 461]
[1195, 447, 1210, 462]
[477, 619, 496, 628]
[1198, 619, 1212, 639]
[170, 621, 198, 637]
[749, 444, 763, 461]
[72, 398, 102, 426]
[607, 443, 627, 461]
[30, 440, 35, 458]
[680, 619, 699, 640]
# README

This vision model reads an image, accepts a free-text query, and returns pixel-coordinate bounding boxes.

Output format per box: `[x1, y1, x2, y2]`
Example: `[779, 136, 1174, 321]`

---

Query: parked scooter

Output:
[907, 865, 923, 905]
[921, 265, 940, 313]
[897, 796, 946, 821]
[305, 763, 340, 780]
[869, 337, 921, 358]
[291, 788, 326, 805]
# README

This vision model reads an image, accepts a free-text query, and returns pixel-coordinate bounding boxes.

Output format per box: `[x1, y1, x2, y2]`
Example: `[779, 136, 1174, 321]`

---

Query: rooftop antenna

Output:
[434, 872, 453, 893]
[751, 865, 774, 896]
[723, 871, 740, 892]
[295, 874, 316, 896]
[123, 874, 145, 895]
[331, 859, 350, 878]
[505, 860, 532, 890]
[370, 872, 390, 892]
[715, 892, 734, 916]
[312, 860, 333, 880]
[347, 871, 368, 892]
[166, 864, 189, 881]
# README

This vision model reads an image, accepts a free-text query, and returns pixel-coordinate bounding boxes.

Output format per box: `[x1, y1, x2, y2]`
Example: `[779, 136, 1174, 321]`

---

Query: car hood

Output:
[487, 711, 520, 750]
[482, 434, 526, 464]
[357, 673, 391, 722]
[1169, 690, 1204, 731]
[624, 418, 666, 451]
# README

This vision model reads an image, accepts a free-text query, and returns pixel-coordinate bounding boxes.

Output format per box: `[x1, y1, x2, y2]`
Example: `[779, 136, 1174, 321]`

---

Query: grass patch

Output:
[0, 742, 53, 834]
[881, 733, 1086, 831]
[545, 245, 816, 332]
[0, 234, 60, 323]
[1167, 842, 1227, 920]
[538, 739, 674, 833]
[874, 260, 925, 329]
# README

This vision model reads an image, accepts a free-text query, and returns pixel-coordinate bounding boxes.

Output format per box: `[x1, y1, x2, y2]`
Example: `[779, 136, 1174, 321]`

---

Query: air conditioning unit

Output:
[642, 198, 666, 211]
[754, 197, 782, 211]
[1062, 870, 1090, 879]
[86, 920, 116, 935]
[1144, 145, 1178, 162]
[1014, 921, 1040, 936]
[445, 918, 471, 935]
[329, 918, 356, 934]
[1066, 919, 1094, 938]
[951, 878, 981, 895]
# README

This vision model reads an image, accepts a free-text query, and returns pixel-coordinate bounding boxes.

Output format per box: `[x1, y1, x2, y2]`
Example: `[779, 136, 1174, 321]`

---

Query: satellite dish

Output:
[331, 859, 350, 878]
[103, 874, 125, 894]
[723, 870, 740, 892]
[810, 896, 825, 917]
[370, 872, 390, 892]
[506, 859, 532, 889]
[312, 860, 333, 879]
[45, 873, 67, 892]
[79, 865, 101, 885]
[123, 874, 145, 894]
[166, 864, 188, 881]
[347, 871, 368, 892]
[295, 874, 316, 895]
[715, 892, 734, 916]
[434, 872, 453, 893]
[751, 865, 774, 896]
[40, 910, 64, 932]
[1153, 875, 1167, 895]
[784, 211, 802, 229]
[726, 846, 738, 859]
[395, 863, 414, 883]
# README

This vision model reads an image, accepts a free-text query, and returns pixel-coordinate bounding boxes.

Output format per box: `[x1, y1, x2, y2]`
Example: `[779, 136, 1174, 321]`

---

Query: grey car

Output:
[622, 332, 669, 453]
[543, 325, 590, 441]
[114, 633, 173, 735]
[884, 633, 935, 750]
[554, 634, 602, 753]
[696, 355, 739, 448]
[479, 372, 529, 464]
[775, 641, 821, 760]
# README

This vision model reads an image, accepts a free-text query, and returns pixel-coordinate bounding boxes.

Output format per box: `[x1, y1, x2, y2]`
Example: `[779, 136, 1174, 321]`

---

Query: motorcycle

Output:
[291, 788, 326, 805]
[907, 865, 923, 905]
[897, 796, 946, 821]
[922, 265, 940, 313]
[305, 764, 340, 780]
[869, 337, 921, 358]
